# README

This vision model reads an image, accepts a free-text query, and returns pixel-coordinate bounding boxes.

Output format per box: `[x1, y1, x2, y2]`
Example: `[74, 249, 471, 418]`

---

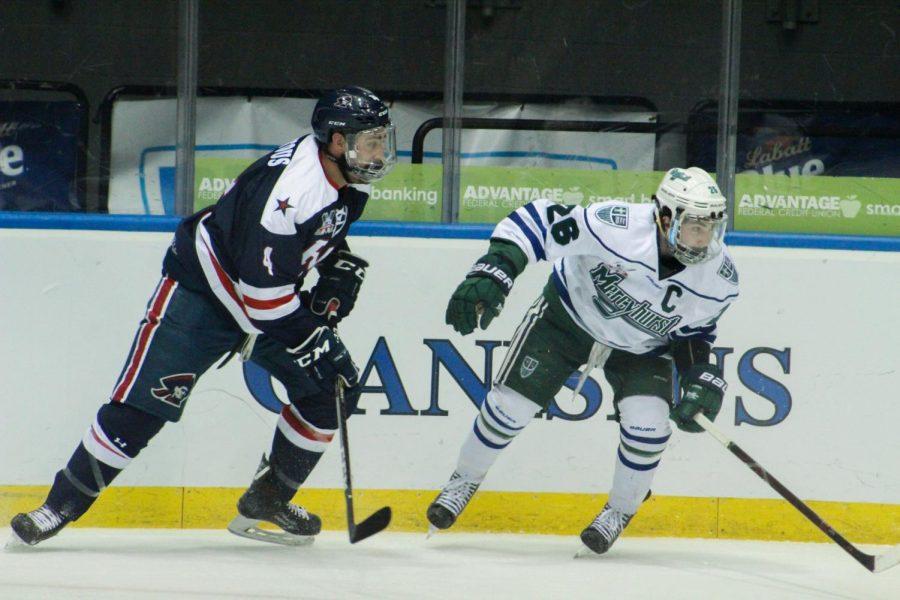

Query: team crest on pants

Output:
[519, 356, 540, 379]
[151, 373, 196, 408]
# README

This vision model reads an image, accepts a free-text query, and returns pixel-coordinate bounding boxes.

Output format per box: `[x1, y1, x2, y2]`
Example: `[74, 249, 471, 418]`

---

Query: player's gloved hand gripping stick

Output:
[671, 363, 726, 432]
[310, 250, 369, 325]
[291, 327, 360, 390]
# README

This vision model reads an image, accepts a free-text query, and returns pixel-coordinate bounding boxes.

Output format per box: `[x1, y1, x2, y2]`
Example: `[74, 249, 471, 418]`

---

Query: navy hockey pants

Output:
[109, 275, 337, 428]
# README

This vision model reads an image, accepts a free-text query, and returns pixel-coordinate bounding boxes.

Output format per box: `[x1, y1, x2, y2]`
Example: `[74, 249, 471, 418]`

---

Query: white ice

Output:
[1, 529, 897, 600]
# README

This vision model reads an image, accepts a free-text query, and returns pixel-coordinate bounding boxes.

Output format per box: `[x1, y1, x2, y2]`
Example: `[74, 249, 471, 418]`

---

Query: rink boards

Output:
[0, 227, 898, 544]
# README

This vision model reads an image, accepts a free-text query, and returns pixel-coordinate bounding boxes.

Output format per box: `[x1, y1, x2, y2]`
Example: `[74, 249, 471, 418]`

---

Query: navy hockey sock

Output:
[46, 402, 166, 519]
[265, 405, 334, 502]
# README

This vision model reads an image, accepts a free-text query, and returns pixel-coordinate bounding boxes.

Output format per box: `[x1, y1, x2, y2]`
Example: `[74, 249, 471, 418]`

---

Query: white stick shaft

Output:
[570, 343, 612, 401]
[693, 413, 731, 447]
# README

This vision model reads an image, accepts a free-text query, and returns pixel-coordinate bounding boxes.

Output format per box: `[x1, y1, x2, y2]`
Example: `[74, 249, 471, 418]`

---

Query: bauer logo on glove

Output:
[467, 262, 515, 293]
[671, 363, 726, 433]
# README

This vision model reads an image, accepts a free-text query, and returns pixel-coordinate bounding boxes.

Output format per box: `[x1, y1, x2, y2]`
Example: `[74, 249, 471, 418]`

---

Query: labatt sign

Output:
[243, 337, 792, 428]
[743, 136, 821, 176]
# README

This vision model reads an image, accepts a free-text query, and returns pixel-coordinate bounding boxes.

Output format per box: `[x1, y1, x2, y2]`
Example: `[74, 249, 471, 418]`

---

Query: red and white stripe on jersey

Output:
[82, 417, 131, 469]
[195, 217, 261, 333]
[239, 280, 301, 322]
[277, 404, 334, 453]
[111, 276, 178, 403]
[196, 216, 302, 330]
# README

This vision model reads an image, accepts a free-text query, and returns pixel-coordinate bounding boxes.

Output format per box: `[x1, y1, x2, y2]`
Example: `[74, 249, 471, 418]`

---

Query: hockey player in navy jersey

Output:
[427, 167, 738, 555]
[10, 86, 397, 547]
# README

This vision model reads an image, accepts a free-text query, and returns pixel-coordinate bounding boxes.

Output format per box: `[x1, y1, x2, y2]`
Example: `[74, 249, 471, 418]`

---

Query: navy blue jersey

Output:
[163, 135, 368, 350]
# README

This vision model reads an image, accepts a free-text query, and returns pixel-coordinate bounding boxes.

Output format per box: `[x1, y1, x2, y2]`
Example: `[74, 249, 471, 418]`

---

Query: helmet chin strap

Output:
[666, 218, 680, 248]
[323, 147, 358, 183]
[654, 212, 676, 259]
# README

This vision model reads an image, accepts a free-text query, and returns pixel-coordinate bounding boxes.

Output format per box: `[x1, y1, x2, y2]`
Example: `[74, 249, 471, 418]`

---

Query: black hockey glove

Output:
[671, 363, 726, 433]
[310, 250, 369, 324]
[289, 326, 360, 401]
[445, 241, 526, 335]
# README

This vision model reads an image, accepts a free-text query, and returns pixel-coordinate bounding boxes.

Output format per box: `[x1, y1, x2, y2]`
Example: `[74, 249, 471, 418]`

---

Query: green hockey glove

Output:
[445, 242, 525, 335]
[671, 363, 726, 433]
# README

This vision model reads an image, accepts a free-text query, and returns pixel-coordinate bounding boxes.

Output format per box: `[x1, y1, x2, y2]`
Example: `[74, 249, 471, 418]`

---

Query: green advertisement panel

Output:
[194, 157, 257, 210]
[367, 164, 663, 223]
[734, 174, 900, 236]
[455, 167, 663, 223]
[365, 163, 443, 221]
[189, 158, 900, 237]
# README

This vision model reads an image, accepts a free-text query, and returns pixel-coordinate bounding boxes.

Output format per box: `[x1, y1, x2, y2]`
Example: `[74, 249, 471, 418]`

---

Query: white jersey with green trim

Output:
[491, 200, 740, 355]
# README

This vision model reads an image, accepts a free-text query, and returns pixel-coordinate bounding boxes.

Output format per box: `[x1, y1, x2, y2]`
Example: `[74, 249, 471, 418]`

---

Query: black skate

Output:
[579, 503, 634, 555]
[426, 471, 481, 534]
[8, 504, 71, 548]
[227, 455, 321, 547]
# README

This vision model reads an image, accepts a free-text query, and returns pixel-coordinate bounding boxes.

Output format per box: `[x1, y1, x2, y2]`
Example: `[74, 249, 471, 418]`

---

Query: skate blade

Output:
[227, 515, 315, 547]
[425, 524, 439, 540]
[5, 530, 30, 551]
[573, 543, 602, 559]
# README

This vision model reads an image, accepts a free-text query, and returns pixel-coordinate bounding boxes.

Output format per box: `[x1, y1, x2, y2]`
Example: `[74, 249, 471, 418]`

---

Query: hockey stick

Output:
[335, 379, 392, 543]
[694, 413, 900, 573]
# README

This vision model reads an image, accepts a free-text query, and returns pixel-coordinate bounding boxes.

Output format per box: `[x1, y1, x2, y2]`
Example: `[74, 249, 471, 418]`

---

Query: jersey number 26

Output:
[547, 204, 580, 245]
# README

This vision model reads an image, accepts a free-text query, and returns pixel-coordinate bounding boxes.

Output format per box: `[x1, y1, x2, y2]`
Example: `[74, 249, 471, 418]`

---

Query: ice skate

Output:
[426, 471, 481, 535]
[578, 503, 634, 556]
[8, 504, 71, 549]
[227, 455, 320, 546]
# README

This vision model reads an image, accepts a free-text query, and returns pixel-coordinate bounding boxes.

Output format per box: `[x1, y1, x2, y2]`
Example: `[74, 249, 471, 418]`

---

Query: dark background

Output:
[1, 0, 897, 209]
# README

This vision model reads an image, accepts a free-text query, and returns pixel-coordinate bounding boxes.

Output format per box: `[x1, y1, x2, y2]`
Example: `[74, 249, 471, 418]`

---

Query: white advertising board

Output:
[107, 97, 655, 214]
[0, 229, 897, 506]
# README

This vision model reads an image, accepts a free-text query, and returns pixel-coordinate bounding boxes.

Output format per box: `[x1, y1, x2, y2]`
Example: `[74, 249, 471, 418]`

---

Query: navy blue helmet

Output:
[311, 86, 392, 145]
[311, 86, 397, 183]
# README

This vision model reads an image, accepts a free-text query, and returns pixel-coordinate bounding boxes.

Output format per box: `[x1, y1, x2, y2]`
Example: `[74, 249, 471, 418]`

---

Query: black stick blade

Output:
[349, 506, 392, 544]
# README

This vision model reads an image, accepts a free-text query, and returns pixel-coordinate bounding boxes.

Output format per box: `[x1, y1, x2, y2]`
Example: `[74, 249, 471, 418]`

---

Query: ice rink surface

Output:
[1, 529, 897, 600]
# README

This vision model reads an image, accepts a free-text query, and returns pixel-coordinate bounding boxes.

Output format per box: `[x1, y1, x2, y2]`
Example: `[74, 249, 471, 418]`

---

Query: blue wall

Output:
[1, 212, 898, 252]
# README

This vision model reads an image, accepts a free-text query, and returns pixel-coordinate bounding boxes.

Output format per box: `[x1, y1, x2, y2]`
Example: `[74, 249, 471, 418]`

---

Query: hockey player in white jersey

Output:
[427, 167, 738, 554]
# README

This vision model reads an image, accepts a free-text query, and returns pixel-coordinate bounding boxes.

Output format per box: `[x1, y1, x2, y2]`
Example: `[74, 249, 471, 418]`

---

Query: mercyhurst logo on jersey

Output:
[595, 205, 629, 228]
[589, 263, 682, 337]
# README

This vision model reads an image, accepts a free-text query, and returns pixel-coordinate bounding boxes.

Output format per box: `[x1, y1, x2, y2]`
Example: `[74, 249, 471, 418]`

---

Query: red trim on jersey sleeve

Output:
[242, 293, 297, 310]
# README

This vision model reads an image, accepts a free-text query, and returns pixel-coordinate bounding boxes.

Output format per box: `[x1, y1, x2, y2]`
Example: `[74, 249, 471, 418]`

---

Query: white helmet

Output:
[654, 167, 727, 265]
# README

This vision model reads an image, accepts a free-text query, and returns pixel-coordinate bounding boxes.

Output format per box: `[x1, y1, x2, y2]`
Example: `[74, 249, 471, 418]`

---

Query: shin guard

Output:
[46, 402, 166, 519]
[608, 395, 671, 514]
[267, 404, 335, 501]
[457, 385, 540, 480]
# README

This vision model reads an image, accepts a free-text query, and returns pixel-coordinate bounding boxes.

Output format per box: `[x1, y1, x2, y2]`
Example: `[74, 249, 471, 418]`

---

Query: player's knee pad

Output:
[84, 402, 167, 468]
[276, 403, 336, 455]
[286, 386, 353, 432]
[616, 395, 671, 471]
[473, 385, 541, 450]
